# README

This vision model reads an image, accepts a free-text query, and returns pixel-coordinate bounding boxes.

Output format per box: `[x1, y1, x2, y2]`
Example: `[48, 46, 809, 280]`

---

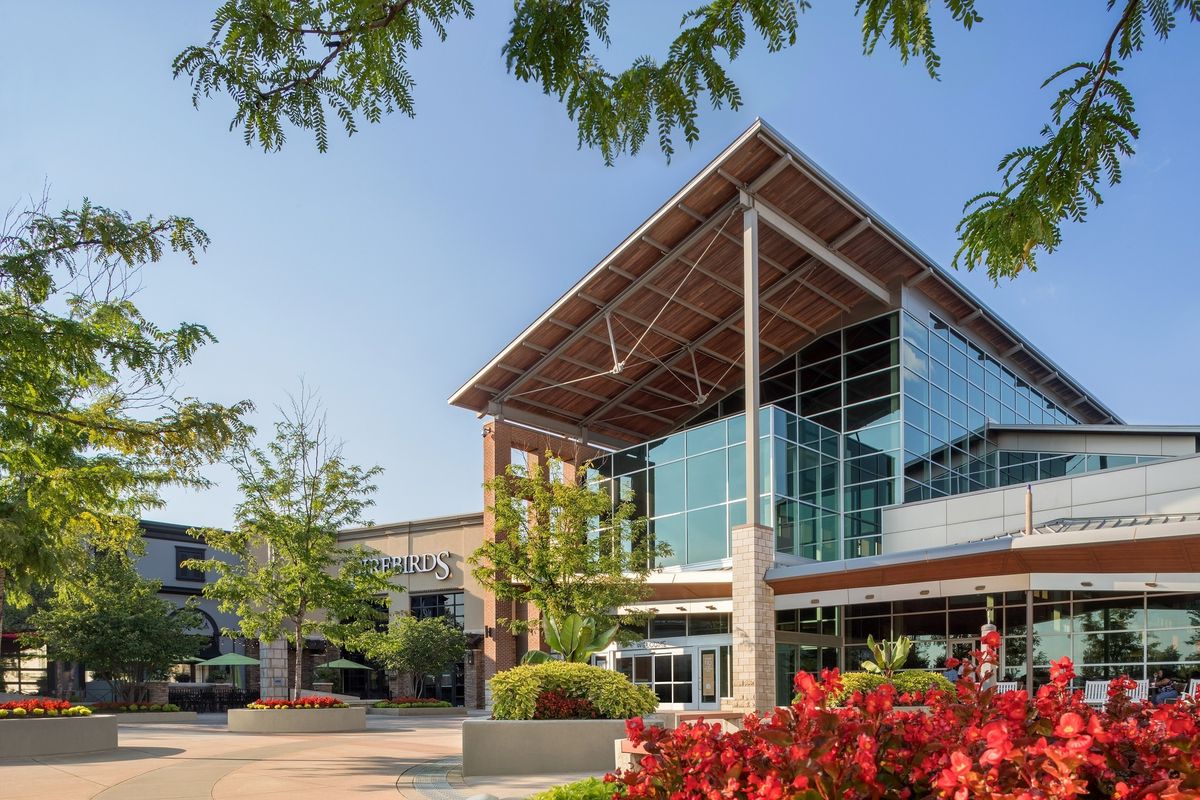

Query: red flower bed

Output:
[534, 689, 601, 720]
[0, 698, 91, 718]
[246, 696, 348, 709]
[611, 653, 1200, 799]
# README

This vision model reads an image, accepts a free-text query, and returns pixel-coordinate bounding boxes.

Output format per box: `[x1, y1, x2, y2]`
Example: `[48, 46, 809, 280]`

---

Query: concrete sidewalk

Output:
[0, 714, 601, 800]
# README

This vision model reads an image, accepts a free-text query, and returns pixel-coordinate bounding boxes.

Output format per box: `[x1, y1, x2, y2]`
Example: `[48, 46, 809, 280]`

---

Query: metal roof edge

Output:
[752, 118, 1123, 424]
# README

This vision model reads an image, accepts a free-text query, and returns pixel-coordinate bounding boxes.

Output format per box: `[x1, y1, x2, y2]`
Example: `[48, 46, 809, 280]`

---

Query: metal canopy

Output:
[449, 119, 1120, 447]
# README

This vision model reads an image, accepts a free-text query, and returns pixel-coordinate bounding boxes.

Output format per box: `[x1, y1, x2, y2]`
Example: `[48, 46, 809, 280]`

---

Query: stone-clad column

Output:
[482, 421, 517, 701]
[259, 638, 289, 699]
[732, 523, 776, 712]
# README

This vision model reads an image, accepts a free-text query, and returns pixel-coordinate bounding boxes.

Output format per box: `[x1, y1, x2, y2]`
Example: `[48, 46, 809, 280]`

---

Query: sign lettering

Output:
[363, 550, 452, 581]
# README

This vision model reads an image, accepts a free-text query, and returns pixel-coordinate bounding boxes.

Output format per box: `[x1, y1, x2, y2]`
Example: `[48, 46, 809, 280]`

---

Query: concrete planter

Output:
[112, 711, 199, 724]
[462, 719, 629, 777]
[366, 706, 466, 717]
[0, 715, 118, 758]
[227, 706, 365, 733]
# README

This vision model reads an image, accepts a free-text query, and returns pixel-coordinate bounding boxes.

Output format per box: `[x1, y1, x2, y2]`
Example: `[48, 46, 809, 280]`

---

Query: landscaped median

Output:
[367, 697, 465, 717]
[227, 696, 366, 733]
[0, 698, 117, 757]
[462, 662, 658, 777]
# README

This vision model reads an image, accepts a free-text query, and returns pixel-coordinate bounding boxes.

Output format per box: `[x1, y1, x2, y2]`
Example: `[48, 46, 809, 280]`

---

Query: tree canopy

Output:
[27, 551, 205, 702]
[190, 390, 397, 698]
[174, 0, 1198, 281]
[0, 195, 249, 642]
[469, 454, 663, 635]
[357, 614, 468, 695]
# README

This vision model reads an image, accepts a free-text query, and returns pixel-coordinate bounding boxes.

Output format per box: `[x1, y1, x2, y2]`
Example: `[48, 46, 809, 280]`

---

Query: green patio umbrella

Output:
[314, 658, 372, 670]
[198, 652, 261, 667]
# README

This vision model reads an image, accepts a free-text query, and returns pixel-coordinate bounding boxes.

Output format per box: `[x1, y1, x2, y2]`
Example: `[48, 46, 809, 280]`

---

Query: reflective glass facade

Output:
[844, 591, 1200, 685]
[994, 451, 1162, 486]
[591, 407, 840, 565]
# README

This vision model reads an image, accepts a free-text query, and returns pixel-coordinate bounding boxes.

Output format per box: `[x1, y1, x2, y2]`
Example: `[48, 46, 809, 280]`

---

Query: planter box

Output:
[113, 712, 199, 724]
[367, 706, 466, 717]
[0, 715, 118, 758]
[227, 706, 365, 733]
[462, 719, 629, 777]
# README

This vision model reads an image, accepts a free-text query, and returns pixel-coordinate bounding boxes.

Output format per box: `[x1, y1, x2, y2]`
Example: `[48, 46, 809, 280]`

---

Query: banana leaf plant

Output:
[521, 613, 619, 664]
[862, 634, 913, 678]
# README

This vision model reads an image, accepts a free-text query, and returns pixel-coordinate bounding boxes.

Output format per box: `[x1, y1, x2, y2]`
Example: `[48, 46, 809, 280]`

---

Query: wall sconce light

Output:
[1145, 581, 1159, 588]
[1080, 581, 1093, 588]
[676, 606, 687, 612]
[705, 605, 717, 611]
[974, 585, 986, 591]
[864, 593, 875, 600]
[810, 598, 820, 605]
[919, 589, 931, 596]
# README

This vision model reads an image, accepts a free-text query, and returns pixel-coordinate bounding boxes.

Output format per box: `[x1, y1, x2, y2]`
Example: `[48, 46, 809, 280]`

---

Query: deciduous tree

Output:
[175, 1, 1198, 280]
[0, 194, 249, 658]
[357, 614, 467, 696]
[469, 455, 663, 636]
[26, 551, 205, 702]
[190, 390, 396, 699]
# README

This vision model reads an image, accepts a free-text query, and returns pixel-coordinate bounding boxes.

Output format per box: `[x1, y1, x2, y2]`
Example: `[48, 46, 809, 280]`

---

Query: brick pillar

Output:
[464, 649, 483, 709]
[483, 421, 518, 699]
[145, 681, 170, 705]
[259, 638, 290, 699]
[731, 523, 776, 712]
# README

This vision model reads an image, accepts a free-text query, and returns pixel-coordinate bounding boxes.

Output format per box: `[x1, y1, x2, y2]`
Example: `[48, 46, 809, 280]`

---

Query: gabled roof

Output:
[450, 119, 1119, 447]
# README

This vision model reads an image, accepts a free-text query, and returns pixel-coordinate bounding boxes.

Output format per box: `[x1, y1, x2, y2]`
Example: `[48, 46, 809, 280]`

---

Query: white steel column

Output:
[742, 196, 761, 524]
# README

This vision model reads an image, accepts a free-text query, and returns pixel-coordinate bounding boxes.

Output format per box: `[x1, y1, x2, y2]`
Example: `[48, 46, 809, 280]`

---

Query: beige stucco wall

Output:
[338, 512, 485, 633]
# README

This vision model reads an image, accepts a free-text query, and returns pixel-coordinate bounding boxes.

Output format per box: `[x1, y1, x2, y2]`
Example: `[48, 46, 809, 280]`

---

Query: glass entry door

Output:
[698, 648, 720, 710]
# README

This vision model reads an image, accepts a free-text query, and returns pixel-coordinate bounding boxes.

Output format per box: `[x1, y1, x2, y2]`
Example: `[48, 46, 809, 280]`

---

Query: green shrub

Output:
[530, 776, 625, 800]
[891, 670, 955, 699]
[800, 671, 955, 707]
[490, 662, 657, 721]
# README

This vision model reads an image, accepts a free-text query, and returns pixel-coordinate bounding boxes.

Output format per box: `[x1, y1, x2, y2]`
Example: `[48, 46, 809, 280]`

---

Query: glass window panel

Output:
[1147, 628, 1200, 663]
[846, 341, 898, 378]
[844, 451, 898, 484]
[687, 505, 728, 562]
[651, 514, 685, 568]
[673, 683, 693, 704]
[648, 433, 685, 465]
[846, 369, 899, 406]
[612, 446, 646, 475]
[775, 498, 798, 554]
[686, 420, 726, 455]
[654, 684, 672, 703]
[904, 399, 930, 431]
[844, 396, 900, 431]
[846, 422, 899, 455]
[764, 354, 796, 379]
[634, 656, 652, 682]
[845, 479, 895, 510]
[929, 386, 949, 416]
[648, 461, 685, 516]
[928, 333, 949, 365]
[902, 367, 928, 405]
[968, 383, 984, 411]
[1147, 595, 1200, 629]
[902, 312, 927, 352]
[893, 612, 945, 637]
[800, 384, 842, 417]
[811, 409, 842, 432]
[1073, 598, 1145, 632]
[650, 616, 687, 639]
[949, 347, 967, 377]
[844, 314, 898, 351]
[727, 443, 745, 501]
[847, 616, 891, 642]
[1074, 632, 1145, 666]
[616, 472, 646, 517]
[967, 356, 985, 389]
[930, 412, 949, 444]
[949, 608, 988, 636]
[906, 638, 947, 670]
[689, 614, 731, 636]
[801, 332, 841, 364]
[686, 450, 727, 508]
[800, 358, 842, 391]
[930, 360, 949, 391]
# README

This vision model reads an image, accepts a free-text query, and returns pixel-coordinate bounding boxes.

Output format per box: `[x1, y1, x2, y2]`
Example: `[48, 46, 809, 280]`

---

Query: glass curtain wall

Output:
[590, 407, 840, 564]
[842, 592, 1200, 686]
[901, 311, 1079, 504]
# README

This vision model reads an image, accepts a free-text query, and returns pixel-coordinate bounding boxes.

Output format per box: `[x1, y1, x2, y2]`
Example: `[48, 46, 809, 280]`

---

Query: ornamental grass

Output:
[613, 638, 1200, 799]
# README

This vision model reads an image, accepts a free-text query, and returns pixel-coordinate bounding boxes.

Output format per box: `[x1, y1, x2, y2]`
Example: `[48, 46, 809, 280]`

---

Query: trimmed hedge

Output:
[490, 662, 657, 721]
[802, 671, 953, 707]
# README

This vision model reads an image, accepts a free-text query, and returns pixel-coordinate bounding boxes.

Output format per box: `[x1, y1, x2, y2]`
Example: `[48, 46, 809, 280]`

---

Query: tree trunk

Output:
[292, 610, 305, 701]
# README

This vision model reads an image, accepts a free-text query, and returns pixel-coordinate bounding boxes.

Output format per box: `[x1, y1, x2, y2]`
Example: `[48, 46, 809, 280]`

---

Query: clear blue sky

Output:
[2, 2, 1197, 529]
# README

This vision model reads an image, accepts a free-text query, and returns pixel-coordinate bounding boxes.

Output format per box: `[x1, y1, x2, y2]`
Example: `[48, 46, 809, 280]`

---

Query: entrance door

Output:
[698, 648, 720, 710]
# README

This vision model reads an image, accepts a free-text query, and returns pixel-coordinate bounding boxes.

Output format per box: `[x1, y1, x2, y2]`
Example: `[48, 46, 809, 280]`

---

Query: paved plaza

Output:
[0, 714, 594, 800]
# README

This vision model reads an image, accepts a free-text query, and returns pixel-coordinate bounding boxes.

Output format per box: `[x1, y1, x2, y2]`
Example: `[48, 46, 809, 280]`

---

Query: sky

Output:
[2, 2, 1197, 530]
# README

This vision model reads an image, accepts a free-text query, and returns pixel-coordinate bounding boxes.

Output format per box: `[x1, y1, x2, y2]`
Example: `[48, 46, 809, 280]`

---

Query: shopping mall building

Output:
[444, 119, 1200, 712]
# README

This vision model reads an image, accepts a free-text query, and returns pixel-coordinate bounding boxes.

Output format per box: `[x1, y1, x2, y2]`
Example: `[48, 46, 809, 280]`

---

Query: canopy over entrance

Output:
[450, 119, 1117, 449]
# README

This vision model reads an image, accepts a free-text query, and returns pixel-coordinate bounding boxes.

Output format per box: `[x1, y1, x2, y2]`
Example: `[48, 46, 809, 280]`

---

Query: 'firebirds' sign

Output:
[362, 550, 452, 581]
